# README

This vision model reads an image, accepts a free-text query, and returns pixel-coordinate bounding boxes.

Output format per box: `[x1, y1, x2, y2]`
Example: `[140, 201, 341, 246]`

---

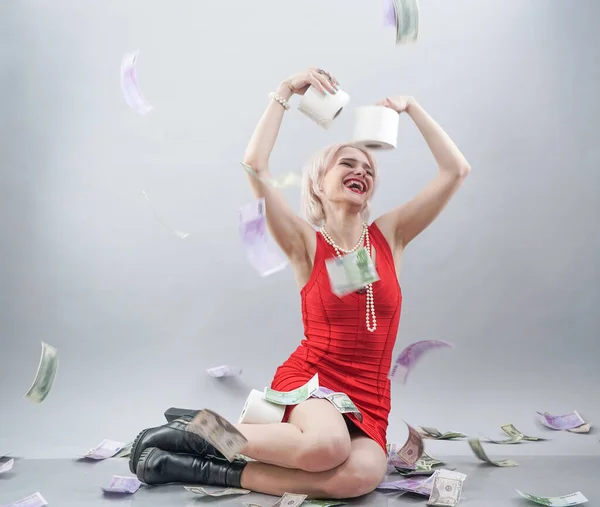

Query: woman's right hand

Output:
[280, 68, 340, 97]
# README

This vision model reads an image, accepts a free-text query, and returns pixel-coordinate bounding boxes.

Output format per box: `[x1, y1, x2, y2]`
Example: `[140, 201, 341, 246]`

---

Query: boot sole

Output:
[136, 447, 156, 484]
[129, 428, 153, 474]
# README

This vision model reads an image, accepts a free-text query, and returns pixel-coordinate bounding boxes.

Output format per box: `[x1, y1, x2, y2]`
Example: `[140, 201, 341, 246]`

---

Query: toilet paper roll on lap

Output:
[298, 85, 350, 129]
[238, 389, 285, 424]
[352, 105, 400, 150]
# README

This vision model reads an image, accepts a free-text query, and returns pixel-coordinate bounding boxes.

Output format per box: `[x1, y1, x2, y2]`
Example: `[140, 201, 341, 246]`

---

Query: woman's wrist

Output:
[276, 81, 294, 100]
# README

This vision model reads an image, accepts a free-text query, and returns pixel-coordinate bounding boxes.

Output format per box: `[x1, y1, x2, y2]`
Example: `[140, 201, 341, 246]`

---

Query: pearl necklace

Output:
[320, 223, 377, 333]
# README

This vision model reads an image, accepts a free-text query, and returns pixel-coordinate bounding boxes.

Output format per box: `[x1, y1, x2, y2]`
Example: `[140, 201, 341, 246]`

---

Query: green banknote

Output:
[325, 247, 379, 297]
[468, 438, 518, 467]
[516, 490, 588, 506]
[25, 342, 59, 403]
[264, 374, 319, 405]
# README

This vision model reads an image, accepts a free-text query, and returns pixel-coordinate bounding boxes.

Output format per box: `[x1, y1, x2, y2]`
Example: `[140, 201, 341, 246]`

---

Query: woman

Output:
[128, 67, 470, 499]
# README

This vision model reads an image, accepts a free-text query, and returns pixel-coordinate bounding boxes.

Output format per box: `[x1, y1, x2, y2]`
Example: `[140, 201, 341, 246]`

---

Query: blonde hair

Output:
[301, 142, 378, 227]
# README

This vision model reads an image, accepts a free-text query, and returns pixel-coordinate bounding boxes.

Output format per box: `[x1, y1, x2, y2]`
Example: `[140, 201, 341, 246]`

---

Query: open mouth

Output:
[343, 178, 367, 195]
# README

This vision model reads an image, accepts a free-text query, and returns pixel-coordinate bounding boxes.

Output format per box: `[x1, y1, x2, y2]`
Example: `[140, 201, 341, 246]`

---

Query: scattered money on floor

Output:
[389, 340, 453, 384]
[306, 500, 347, 507]
[184, 485, 250, 497]
[271, 493, 308, 507]
[120, 50, 153, 115]
[102, 476, 142, 494]
[378, 474, 436, 496]
[264, 373, 319, 405]
[566, 423, 591, 434]
[516, 490, 589, 506]
[427, 469, 466, 506]
[501, 424, 546, 441]
[239, 198, 289, 277]
[141, 190, 190, 239]
[113, 441, 133, 458]
[25, 342, 59, 404]
[0, 457, 14, 474]
[536, 411, 587, 431]
[482, 433, 524, 445]
[419, 427, 466, 440]
[468, 438, 518, 467]
[392, 422, 424, 467]
[207, 365, 243, 378]
[2, 492, 48, 507]
[84, 439, 125, 460]
[186, 409, 248, 462]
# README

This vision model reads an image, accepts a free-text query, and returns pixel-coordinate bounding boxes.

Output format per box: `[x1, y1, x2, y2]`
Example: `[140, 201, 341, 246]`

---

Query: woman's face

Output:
[320, 147, 375, 213]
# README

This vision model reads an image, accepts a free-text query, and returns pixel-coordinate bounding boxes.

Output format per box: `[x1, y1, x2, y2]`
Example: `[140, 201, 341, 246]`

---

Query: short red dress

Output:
[270, 223, 402, 452]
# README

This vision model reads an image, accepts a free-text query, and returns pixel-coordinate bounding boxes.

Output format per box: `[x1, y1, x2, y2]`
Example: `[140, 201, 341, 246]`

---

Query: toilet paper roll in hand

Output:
[238, 389, 285, 424]
[298, 86, 350, 130]
[351, 105, 400, 150]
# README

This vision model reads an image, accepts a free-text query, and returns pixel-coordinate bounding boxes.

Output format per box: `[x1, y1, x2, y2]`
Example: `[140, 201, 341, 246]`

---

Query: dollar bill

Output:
[501, 423, 545, 441]
[241, 163, 302, 189]
[468, 438, 518, 467]
[272, 493, 308, 507]
[25, 342, 59, 403]
[325, 247, 380, 297]
[516, 490, 588, 506]
[324, 393, 363, 423]
[239, 198, 288, 277]
[389, 340, 453, 384]
[2, 492, 48, 507]
[264, 373, 319, 405]
[567, 423, 591, 434]
[419, 427, 466, 440]
[482, 433, 523, 444]
[184, 485, 250, 497]
[120, 50, 153, 115]
[84, 439, 125, 460]
[207, 365, 243, 378]
[113, 441, 133, 458]
[395, 0, 419, 45]
[536, 411, 586, 431]
[0, 457, 14, 474]
[186, 409, 248, 462]
[427, 469, 466, 506]
[398, 422, 424, 466]
[141, 190, 189, 239]
[102, 476, 142, 494]
[306, 500, 347, 507]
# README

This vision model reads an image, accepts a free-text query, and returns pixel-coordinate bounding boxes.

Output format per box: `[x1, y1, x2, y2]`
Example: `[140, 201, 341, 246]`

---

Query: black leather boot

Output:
[136, 447, 247, 487]
[129, 415, 224, 474]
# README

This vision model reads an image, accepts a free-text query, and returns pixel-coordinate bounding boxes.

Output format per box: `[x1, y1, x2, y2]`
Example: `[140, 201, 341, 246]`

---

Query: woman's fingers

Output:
[309, 68, 338, 94]
[307, 74, 328, 95]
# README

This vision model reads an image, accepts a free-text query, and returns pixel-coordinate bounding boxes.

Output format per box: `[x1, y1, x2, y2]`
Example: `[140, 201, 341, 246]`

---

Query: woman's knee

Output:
[295, 432, 352, 472]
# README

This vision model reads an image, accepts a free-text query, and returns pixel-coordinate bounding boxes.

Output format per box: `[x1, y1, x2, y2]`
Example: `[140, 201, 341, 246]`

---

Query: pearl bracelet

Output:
[269, 91, 290, 111]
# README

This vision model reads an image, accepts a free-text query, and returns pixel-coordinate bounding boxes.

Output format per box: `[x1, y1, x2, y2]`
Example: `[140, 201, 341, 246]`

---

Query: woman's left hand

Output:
[377, 95, 415, 113]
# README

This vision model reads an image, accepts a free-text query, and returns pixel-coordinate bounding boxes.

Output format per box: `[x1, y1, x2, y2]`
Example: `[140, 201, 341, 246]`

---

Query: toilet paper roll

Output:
[297, 86, 350, 130]
[352, 105, 400, 150]
[238, 389, 285, 424]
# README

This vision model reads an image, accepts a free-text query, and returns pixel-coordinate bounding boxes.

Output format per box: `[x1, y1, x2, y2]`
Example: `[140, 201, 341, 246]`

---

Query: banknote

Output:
[419, 427, 466, 440]
[311, 386, 335, 399]
[567, 423, 591, 434]
[141, 190, 189, 239]
[395, 0, 419, 45]
[84, 439, 125, 460]
[264, 373, 319, 405]
[239, 198, 288, 277]
[207, 365, 243, 378]
[325, 247, 380, 297]
[389, 340, 453, 384]
[501, 424, 546, 441]
[2, 492, 48, 507]
[384, 0, 397, 28]
[393, 423, 424, 467]
[0, 457, 14, 474]
[482, 433, 523, 444]
[102, 476, 142, 494]
[468, 438, 518, 467]
[536, 411, 586, 431]
[184, 485, 250, 496]
[25, 342, 59, 403]
[271, 493, 308, 507]
[241, 163, 302, 189]
[120, 50, 153, 115]
[325, 393, 363, 423]
[306, 500, 347, 507]
[418, 451, 445, 469]
[427, 469, 466, 506]
[113, 442, 133, 458]
[516, 490, 588, 506]
[378, 474, 436, 496]
[186, 409, 248, 462]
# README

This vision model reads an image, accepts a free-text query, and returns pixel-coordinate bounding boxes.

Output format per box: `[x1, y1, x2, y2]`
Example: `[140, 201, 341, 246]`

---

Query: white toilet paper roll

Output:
[297, 86, 350, 130]
[352, 105, 400, 150]
[238, 389, 285, 424]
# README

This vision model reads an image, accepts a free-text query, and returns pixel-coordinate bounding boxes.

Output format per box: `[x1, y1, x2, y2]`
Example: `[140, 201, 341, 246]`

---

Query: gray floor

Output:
[0, 456, 596, 507]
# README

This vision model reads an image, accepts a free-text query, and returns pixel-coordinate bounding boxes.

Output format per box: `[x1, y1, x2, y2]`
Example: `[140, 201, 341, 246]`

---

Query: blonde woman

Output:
[129, 67, 470, 499]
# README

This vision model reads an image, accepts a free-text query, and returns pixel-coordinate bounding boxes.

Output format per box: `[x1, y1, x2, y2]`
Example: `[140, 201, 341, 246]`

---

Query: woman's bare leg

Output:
[234, 399, 352, 472]
[239, 434, 387, 499]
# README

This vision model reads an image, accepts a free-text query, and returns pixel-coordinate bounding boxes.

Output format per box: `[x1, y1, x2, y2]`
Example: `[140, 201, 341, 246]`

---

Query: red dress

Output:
[270, 223, 402, 452]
